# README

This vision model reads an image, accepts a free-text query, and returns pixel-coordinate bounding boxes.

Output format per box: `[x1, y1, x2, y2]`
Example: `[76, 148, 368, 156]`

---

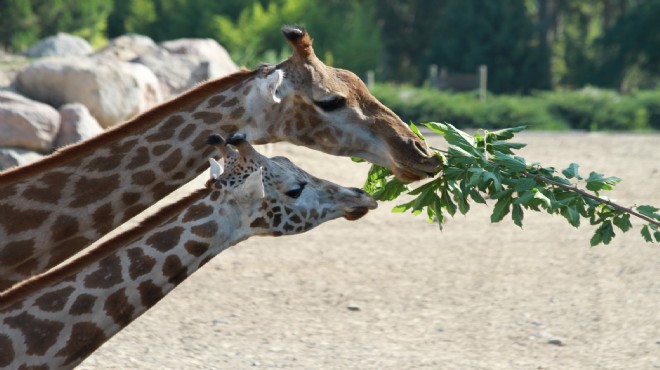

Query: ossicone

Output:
[281, 25, 314, 60]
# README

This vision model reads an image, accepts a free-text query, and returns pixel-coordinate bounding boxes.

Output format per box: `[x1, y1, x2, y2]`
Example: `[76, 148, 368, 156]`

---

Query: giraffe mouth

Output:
[343, 207, 371, 221]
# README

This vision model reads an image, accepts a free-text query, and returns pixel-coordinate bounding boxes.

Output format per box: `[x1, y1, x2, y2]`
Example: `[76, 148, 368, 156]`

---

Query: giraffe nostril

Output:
[413, 140, 430, 156]
[350, 187, 366, 196]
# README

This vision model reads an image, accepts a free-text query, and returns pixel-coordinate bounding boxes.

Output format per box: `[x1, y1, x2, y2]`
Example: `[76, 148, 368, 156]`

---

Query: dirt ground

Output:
[78, 132, 660, 370]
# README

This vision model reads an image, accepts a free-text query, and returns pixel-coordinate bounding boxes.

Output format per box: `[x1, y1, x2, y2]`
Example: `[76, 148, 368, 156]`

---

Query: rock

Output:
[547, 338, 564, 346]
[54, 103, 104, 148]
[346, 303, 361, 311]
[123, 62, 164, 111]
[0, 148, 44, 171]
[134, 49, 208, 98]
[0, 91, 60, 152]
[25, 32, 93, 58]
[160, 38, 239, 77]
[94, 34, 160, 62]
[15, 56, 160, 128]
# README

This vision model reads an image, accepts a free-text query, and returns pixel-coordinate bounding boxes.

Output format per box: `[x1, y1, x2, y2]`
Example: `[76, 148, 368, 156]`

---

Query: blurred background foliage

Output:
[1, 0, 659, 130]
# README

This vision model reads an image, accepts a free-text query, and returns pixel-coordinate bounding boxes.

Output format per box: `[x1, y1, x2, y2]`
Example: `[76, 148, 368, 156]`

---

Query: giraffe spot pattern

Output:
[250, 217, 269, 229]
[122, 192, 141, 206]
[132, 170, 156, 186]
[184, 240, 210, 257]
[162, 255, 187, 285]
[22, 177, 62, 204]
[146, 226, 184, 253]
[152, 182, 179, 202]
[229, 107, 245, 120]
[4, 312, 64, 356]
[0, 334, 14, 367]
[145, 115, 184, 142]
[34, 287, 75, 312]
[182, 203, 214, 222]
[92, 203, 114, 235]
[0, 239, 35, 267]
[127, 247, 156, 280]
[221, 97, 239, 107]
[18, 364, 48, 370]
[51, 215, 79, 242]
[84, 154, 123, 172]
[55, 322, 107, 367]
[0, 204, 50, 234]
[127, 147, 150, 170]
[69, 293, 97, 315]
[138, 280, 164, 308]
[0, 183, 17, 199]
[152, 144, 170, 156]
[159, 148, 182, 173]
[123, 204, 147, 222]
[190, 221, 218, 238]
[207, 95, 226, 107]
[104, 288, 134, 326]
[178, 123, 196, 140]
[47, 236, 92, 271]
[84, 254, 123, 289]
[69, 175, 120, 208]
[193, 111, 224, 125]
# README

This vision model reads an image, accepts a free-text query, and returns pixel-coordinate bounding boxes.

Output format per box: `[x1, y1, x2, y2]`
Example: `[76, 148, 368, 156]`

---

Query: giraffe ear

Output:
[238, 167, 265, 199]
[259, 69, 285, 103]
[209, 158, 224, 179]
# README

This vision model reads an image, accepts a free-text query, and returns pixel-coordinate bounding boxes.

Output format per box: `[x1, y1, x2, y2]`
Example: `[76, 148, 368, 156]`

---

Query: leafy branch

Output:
[356, 122, 660, 246]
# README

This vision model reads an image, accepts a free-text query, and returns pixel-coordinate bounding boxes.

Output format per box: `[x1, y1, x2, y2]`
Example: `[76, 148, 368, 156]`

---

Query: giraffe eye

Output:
[285, 182, 307, 199]
[315, 96, 346, 112]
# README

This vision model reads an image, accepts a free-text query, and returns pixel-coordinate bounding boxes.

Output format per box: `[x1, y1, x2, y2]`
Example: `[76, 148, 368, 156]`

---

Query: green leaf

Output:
[636, 205, 660, 220]
[351, 157, 365, 163]
[489, 140, 527, 155]
[513, 177, 537, 192]
[491, 152, 527, 173]
[512, 203, 524, 227]
[641, 225, 653, 242]
[591, 221, 615, 246]
[481, 171, 502, 191]
[562, 163, 582, 180]
[513, 190, 535, 205]
[491, 197, 512, 223]
[410, 122, 424, 140]
[469, 189, 487, 204]
[441, 188, 457, 216]
[423, 122, 448, 135]
[488, 126, 527, 140]
[561, 206, 580, 228]
[612, 214, 632, 232]
[585, 172, 622, 192]
[534, 191, 552, 209]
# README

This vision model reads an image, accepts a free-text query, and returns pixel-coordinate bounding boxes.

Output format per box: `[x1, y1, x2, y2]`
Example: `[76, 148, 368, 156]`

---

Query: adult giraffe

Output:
[0, 26, 440, 289]
[0, 133, 378, 370]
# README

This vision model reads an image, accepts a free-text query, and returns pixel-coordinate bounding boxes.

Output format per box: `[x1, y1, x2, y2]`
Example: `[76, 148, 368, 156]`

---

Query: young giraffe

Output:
[0, 26, 439, 290]
[0, 133, 377, 370]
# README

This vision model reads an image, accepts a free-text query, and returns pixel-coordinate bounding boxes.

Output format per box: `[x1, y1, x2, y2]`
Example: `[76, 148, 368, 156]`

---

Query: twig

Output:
[431, 146, 660, 227]
[523, 172, 660, 227]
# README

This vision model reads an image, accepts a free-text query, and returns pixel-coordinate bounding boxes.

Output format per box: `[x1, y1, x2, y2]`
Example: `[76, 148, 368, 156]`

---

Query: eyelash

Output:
[285, 182, 307, 199]
[315, 96, 346, 112]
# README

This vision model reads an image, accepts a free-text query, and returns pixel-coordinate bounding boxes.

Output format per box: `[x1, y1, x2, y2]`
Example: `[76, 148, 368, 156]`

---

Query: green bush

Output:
[372, 84, 658, 131]
[539, 88, 649, 131]
[371, 84, 564, 130]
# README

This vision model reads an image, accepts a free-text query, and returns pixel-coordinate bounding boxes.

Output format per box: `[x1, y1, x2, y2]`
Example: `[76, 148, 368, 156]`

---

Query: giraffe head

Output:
[206, 133, 377, 237]
[241, 26, 441, 183]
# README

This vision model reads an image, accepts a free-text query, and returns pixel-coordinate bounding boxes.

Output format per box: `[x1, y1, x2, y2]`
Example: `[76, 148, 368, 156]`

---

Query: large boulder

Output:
[134, 38, 239, 99]
[14, 56, 161, 128]
[94, 34, 159, 62]
[25, 32, 93, 58]
[160, 38, 238, 77]
[0, 148, 44, 171]
[54, 103, 104, 148]
[0, 91, 60, 152]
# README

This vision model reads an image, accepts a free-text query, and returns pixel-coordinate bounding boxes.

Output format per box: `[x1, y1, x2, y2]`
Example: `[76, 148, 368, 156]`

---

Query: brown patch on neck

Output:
[0, 68, 258, 185]
[0, 188, 211, 309]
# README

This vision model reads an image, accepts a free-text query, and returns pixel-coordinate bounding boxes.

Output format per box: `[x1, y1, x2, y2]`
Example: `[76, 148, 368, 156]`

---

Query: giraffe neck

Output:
[0, 187, 248, 370]
[0, 69, 264, 290]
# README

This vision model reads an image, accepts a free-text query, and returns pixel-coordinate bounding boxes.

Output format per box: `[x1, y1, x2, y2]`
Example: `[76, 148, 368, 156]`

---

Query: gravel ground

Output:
[78, 132, 660, 370]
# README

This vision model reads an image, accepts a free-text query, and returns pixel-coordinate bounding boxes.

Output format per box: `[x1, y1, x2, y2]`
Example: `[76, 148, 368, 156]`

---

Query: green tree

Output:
[426, 0, 543, 93]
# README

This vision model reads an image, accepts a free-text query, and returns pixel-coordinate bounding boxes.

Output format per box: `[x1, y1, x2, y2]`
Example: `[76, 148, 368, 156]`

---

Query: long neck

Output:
[0, 188, 245, 370]
[0, 69, 260, 290]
